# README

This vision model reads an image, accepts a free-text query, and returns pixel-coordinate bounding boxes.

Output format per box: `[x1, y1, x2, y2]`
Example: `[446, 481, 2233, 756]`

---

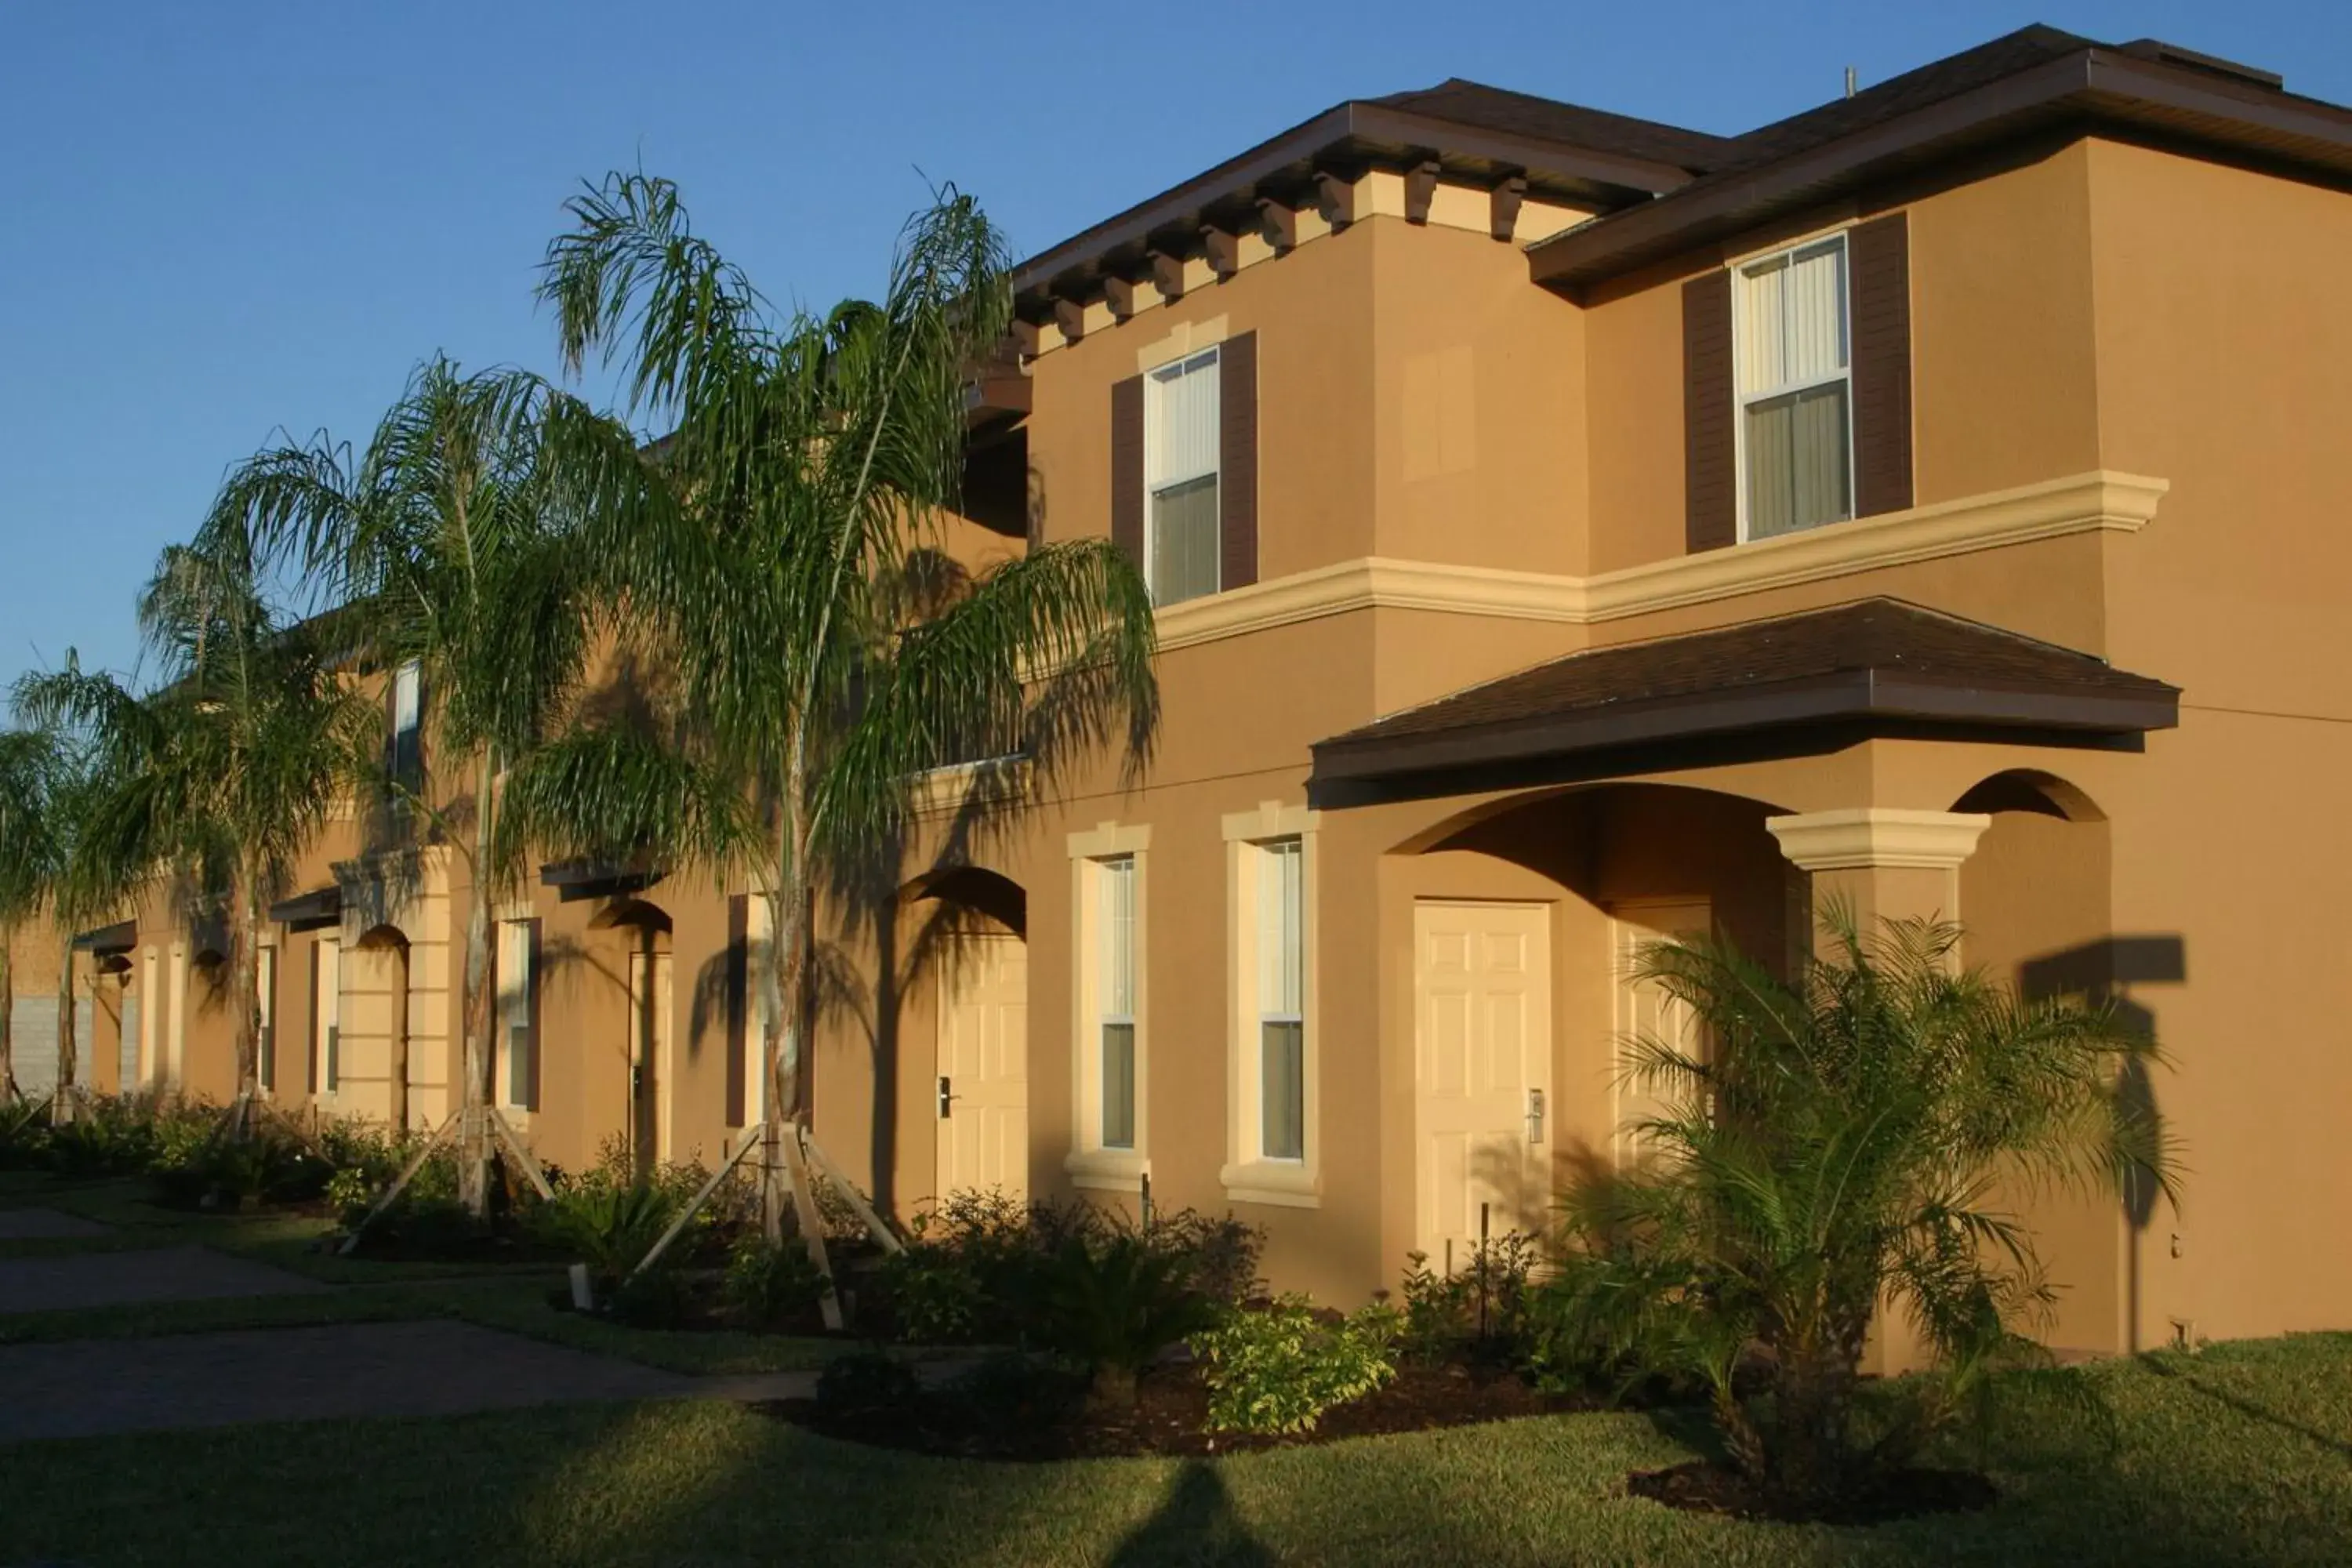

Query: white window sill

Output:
[1065, 1148, 1150, 1192]
[1220, 1159, 1319, 1209]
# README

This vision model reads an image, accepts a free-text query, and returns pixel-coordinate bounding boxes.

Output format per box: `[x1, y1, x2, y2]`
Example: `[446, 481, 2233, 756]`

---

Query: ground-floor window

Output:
[1065, 821, 1152, 1190]
[256, 945, 277, 1094]
[497, 918, 539, 1111]
[1221, 803, 1321, 1207]
[314, 936, 340, 1093]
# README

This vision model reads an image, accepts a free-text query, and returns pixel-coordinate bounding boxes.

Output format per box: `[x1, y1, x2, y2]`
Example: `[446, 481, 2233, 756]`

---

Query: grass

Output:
[0, 1174, 844, 1374]
[4, 1334, 2351, 1566]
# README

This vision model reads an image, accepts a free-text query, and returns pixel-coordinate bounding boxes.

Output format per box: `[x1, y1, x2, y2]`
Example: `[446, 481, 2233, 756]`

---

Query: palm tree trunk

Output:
[0, 936, 16, 1105]
[458, 750, 498, 1216]
[228, 865, 260, 1109]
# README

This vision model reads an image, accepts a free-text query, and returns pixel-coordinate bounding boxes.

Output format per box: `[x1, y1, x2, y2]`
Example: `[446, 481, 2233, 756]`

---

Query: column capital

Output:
[1766, 808, 1991, 872]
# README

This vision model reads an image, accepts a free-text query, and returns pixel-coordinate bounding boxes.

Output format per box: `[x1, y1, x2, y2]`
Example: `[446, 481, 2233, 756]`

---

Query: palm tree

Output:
[15, 527, 376, 1123]
[0, 728, 66, 1105]
[525, 175, 1156, 1266]
[205, 358, 648, 1212]
[1552, 909, 2174, 1514]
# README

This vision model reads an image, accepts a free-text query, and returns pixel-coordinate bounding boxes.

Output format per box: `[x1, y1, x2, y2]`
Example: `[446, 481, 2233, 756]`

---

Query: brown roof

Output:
[1311, 598, 2178, 786]
[1370, 79, 1737, 174]
[1011, 84, 1727, 315]
[1530, 26, 2352, 291]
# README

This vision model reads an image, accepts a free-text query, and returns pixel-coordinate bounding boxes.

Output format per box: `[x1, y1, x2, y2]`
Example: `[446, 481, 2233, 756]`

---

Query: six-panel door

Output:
[935, 934, 1029, 1202]
[1413, 901, 1552, 1272]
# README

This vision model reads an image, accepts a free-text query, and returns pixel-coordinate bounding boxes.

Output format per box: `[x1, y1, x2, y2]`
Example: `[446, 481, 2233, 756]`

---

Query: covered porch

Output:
[1306, 599, 2178, 1355]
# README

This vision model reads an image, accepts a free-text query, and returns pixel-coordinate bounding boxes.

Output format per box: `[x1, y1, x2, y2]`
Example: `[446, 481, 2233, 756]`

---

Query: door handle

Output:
[1526, 1088, 1546, 1145]
[938, 1075, 956, 1117]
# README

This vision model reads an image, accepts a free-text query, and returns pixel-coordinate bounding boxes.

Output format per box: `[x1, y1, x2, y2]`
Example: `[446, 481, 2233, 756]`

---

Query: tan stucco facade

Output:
[122, 84, 2352, 1363]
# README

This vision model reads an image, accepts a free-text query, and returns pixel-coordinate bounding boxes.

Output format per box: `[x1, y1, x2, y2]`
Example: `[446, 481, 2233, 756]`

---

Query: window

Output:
[1736, 235, 1852, 540]
[315, 936, 341, 1093]
[1256, 840, 1303, 1161]
[1098, 855, 1137, 1150]
[390, 660, 423, 800]
[1145, 348, 1221, 605]
[256, 946, 277, 1094]
[1066, 821, 1150, 1190]
[497, 920, 536, 1110]
[1220, 804, 1319, 1207]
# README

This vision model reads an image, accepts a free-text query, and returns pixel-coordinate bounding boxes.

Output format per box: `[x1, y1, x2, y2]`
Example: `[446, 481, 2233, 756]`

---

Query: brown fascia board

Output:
[1310, 670, 2179, 784]
[70, 918, 138, 956]
[1011, 101, 1704, 310]
[1529, 48, 2352, 292]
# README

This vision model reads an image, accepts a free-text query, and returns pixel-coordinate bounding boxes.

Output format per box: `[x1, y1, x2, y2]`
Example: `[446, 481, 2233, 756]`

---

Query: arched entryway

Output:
[1392, 782, 1796, 1272]
[348, 925, 413, 1131]
[591, 899, 673, 1176]
[905, 866, 1029, 1206]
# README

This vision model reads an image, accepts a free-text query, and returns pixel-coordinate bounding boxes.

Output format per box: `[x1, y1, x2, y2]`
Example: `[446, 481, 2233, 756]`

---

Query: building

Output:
[93, 25, 2352, 1359]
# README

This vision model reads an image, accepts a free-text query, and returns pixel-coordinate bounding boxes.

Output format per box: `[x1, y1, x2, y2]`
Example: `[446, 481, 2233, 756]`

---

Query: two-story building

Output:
[93, 24, 2352, 1360]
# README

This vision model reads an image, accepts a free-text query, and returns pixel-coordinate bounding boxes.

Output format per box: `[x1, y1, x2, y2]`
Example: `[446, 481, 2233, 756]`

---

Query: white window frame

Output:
[315, 935, 341, 1096]
[256, 942, 278, 1096]
[1732, 229, 1855, 544]
[742, 890, 775, 1128]
[1221, 804, 1322, 1207]
[495, 916, 535, 1112]
[1065, 821, 1152, 1191]
[1142, 345, 1222, 605]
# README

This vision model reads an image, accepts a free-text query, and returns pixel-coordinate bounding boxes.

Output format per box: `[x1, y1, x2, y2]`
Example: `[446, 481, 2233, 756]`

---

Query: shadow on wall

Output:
[2020, 935, 2187, 1354]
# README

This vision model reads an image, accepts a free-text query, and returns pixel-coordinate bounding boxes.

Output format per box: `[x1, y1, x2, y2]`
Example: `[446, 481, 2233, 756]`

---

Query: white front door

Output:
[935, 935, 1029, 1201]
[931, 940, 1025, 1213]
[1610, 898, 1712, 1169]
[1413, 901, 1552, 1270]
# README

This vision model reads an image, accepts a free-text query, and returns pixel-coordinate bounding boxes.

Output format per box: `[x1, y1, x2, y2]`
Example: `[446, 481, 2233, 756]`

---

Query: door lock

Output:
[1526, 1087, 1546, 1145]
[938, 1075, 956, 1118]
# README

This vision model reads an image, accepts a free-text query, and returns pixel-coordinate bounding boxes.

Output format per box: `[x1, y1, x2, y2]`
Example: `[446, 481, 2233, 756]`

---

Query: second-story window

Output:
[389, 659, 423, 800]
[1736, 235, 1851, 540]
[1146, 347, 1221, 605]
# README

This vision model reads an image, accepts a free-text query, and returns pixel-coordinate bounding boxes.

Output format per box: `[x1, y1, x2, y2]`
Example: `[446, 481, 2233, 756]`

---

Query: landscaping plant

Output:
[720, 1234, 828, 1329]
[1192, 1295, 1402, 1436]
[1035, 1232, 1229, 1410]
[1551, 909, 2172, 1514]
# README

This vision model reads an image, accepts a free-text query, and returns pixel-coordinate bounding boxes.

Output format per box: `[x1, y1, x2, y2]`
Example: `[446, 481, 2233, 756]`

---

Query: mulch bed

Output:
[1628, 1459, 1997, 1526]
[764, 1359, 1599, 1461]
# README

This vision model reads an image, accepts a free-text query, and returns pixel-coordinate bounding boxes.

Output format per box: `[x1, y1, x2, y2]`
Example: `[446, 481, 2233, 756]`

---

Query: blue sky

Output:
[3, 1, 2344, 696]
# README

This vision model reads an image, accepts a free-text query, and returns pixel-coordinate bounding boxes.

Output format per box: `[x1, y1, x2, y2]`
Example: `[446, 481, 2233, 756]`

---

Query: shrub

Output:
[1192, 1295, 1401, 1435]
[1555, 909, 2172, 1512]
[816, 1348, 920, 1415]
[720, 1235, 827, 1329]
[1034, 1232, 1229, 1409]
[942, 1351, 1085, 1431]
[530, 1176, 680, 1292]
[875, 1190, 1263, 1351]
[1396, 1230, 1540, 1365]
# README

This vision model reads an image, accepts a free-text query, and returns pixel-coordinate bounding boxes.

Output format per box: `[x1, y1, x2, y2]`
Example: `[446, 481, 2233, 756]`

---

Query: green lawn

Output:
[4, 1334, 2351, 1566]
[0, 1174, 842, 1374]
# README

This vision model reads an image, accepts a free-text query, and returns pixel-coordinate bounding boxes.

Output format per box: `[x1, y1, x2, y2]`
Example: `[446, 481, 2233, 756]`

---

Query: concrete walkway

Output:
[0, 1244, 328, 1315]
[0, 1206, 108, 1240]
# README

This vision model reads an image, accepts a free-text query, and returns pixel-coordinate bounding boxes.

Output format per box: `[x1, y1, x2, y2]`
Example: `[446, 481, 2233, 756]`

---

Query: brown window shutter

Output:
[1848, 212, 1914, 518]
[1682, 269, 1737, 553]
[524, 917, 543, 1112]
[1218, 332, 1258, 590]
[1109, 374, 1145, 572]
[724, 895, 748, 1127]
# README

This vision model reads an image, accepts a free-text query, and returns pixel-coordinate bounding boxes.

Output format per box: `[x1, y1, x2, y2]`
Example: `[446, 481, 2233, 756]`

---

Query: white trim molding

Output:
[1149, 470, 2167, 652]
[1065, 821, 1153, 1193]
[1218, 801, 1323, 1209]
[1766, 808, 1992, 872]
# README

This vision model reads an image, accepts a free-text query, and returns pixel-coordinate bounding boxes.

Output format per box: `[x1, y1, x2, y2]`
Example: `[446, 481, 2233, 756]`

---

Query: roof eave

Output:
[1528, 49, 2352, 292]
[1010, 100, 1704, 312]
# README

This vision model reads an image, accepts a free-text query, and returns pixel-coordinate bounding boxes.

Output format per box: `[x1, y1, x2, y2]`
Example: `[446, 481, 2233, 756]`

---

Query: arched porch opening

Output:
[1387, 782, 1800, 1276]
[591, 898, 673, 1175]
[349, 924, 413, 1131]
[896, 864, 1030, 1212]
